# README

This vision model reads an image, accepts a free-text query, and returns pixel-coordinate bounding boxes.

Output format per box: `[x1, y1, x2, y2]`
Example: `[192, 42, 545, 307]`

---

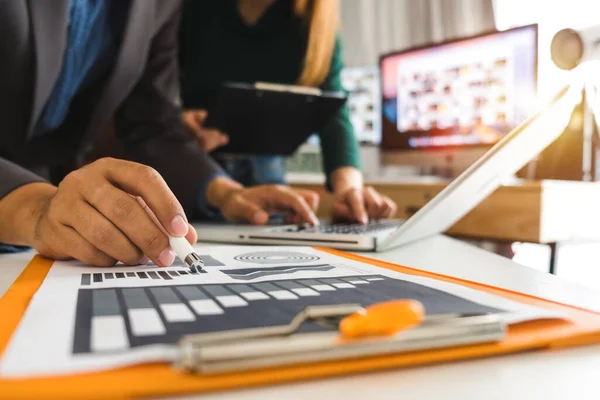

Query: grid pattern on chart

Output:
[73, 274, 501, 354]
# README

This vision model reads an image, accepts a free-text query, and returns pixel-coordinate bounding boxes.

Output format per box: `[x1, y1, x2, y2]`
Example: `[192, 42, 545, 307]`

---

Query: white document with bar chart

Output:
[0, 246, 562, 378]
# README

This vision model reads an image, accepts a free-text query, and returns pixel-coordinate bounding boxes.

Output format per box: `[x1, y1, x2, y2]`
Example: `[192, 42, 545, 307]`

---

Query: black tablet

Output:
[205, 82, 347, 156]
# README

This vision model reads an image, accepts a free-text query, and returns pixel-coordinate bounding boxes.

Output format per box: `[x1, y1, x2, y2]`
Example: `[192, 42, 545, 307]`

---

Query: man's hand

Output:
[206, 177, 319, 225]
[0, 158, 197, 267]
[330, 166, 397, 223]
[182, 109, 229, 152]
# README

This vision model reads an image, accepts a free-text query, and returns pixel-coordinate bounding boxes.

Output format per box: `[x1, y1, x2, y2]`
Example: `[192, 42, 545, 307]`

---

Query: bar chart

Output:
[79, 255, 226, 286]
[80, 269, 205, 286]
[72, 274, 500, 354]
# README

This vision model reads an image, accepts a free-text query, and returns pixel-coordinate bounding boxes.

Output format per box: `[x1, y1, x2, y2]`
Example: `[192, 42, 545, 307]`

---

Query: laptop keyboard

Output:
[270, 220, 404, 235]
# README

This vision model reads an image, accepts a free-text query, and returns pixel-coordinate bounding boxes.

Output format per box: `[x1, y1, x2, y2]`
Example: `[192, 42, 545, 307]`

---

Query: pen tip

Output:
[189, 258, 205, 274]
[184, 253, 205, 273]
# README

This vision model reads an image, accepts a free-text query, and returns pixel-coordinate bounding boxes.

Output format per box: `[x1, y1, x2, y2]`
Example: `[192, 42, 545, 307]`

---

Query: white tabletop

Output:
[2, 236, 600, 399]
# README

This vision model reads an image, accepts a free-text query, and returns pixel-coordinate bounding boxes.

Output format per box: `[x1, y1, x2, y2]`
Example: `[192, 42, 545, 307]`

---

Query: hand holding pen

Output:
[14, 159, 201, 269]
[136, 197, 205, 273]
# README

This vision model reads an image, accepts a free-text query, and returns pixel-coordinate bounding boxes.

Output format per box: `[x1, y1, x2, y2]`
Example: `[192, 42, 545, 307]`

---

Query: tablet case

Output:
[1, 249, 600, 399]
[206, 82, 347, 156]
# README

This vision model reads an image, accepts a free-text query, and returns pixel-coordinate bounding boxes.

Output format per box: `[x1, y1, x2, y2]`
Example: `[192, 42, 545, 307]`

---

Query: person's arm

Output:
[0, 158, 48, 203]
[0, 157, 200, 267]
[318, 35, 362, 193]
[115, 4, 319, 225]
[318, 36, 397, 222]
[0, 158, 49, 251]
[113, 4, 225, 218]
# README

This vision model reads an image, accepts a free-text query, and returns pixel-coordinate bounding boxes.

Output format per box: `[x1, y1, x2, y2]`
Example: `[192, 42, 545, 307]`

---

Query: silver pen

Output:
[137, 197, 205, 273]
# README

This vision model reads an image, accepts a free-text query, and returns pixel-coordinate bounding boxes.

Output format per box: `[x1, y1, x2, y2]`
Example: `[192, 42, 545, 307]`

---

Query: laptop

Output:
[195, 85, 577, 252]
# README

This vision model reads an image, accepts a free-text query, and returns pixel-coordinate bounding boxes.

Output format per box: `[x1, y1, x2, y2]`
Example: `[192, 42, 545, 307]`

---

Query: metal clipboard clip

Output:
[174, 300, 506, 374]
[254, 81, 323, 96]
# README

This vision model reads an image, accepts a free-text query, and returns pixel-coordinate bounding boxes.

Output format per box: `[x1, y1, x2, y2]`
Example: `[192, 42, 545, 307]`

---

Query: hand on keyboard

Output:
[332, 186, 397, 224]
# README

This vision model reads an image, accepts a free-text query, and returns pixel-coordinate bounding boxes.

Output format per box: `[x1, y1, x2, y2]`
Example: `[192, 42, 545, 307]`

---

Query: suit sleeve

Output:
[0, 158, 47, 252]
[0, 157, 47, 201]
[113, 3, 224, 218]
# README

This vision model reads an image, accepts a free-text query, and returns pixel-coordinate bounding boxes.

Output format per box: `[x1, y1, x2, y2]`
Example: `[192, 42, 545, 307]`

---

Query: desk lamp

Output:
[551, 25, 600, 181]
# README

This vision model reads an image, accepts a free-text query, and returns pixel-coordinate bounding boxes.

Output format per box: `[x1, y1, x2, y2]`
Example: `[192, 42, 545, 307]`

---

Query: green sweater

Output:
[179, 0, 361, 182]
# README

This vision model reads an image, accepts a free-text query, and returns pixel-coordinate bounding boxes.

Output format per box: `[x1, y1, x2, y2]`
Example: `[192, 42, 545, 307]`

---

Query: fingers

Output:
[264, 186, 319, 225]
[36, 159, 191, 268]
[219, 186, 318, 226]
[183, 110, 228, 152]
[186, 223, 198, 245]
[380, 195, 397, 218]
[200, 128, 229, 152]
[65, 201, 145, 265]
[345, 189, 368, 224]
[96, 159, 189, 237]
[56, 225, 117, 267]
[336, 187, 397, 222]
[182, 109, 207, 130]
[216, 130, 229, 146]
[285, 188, 319, 225]
[182, 110, 204, 135]
[284, 213, 303, 225]
[84, 181, 175, 267]
[193, 109, 208, 124]
[293, 188, 320, 211]
[364, 186, 384, 219]
[331, 202, 355, 222]
[222, 195, 269, 225]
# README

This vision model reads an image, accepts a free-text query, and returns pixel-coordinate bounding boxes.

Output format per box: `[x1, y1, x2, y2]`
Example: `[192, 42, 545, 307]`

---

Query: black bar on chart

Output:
[126, 272, 136, 278]
[147, 271, 160, 280]
[116, 272, 125, 279]
[228, 284, 254, 294]
[93, 273, 103, 283]
[203, 285, 233, 298]
[121, 288, 167, 337]
[81, 274, 91, 286]
[137, 272, 148, 279]
[92, 289, 121, 316]
[90, 289, 129, 352]
[176, 286, 209, 301]
[105, 273, 114, 280]
[158, 271, 172, 280]
[198, 255, 225, 267]
[149, 287, 182, 304]
[148, 287, 197, 323]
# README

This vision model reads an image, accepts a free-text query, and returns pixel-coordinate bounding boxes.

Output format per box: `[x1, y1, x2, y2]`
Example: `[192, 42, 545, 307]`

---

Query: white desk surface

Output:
[2, 236, 600, 400]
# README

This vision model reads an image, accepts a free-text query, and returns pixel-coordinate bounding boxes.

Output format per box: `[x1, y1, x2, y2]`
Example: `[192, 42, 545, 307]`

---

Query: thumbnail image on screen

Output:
[342, 67, 381, 144]
[380, 25, 537, 150]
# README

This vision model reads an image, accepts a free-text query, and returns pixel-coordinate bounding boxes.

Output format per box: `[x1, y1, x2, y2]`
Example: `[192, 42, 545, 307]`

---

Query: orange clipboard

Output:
[2, 248, 600, 399]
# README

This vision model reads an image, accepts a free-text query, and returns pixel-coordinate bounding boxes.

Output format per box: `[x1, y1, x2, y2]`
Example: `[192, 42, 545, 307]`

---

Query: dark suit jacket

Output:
[0, 0, 222, 216]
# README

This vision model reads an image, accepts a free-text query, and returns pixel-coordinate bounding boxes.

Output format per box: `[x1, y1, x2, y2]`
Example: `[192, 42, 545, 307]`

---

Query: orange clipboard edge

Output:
[2, 250, 600, 399]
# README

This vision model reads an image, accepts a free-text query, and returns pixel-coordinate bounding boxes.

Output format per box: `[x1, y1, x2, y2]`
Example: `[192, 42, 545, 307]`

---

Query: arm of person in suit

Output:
[319, 35, 397, 223]
[113, 3, 318, 226]
[0, 158, 50, 253]
[0, 156, 199, 266]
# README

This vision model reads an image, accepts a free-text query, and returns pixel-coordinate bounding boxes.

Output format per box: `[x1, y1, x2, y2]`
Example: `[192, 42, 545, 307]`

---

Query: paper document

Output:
[0, 246, 563, 378]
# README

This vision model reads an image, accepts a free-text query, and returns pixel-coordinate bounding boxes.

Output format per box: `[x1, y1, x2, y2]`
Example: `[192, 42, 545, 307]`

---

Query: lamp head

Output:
[551, 25, 600, 70]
